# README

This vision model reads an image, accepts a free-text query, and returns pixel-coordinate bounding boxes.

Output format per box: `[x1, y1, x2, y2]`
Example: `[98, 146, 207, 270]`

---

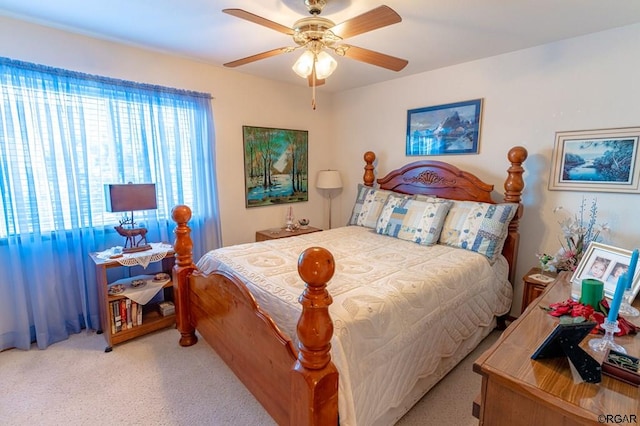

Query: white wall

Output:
[0, 15, 337, 247]
[2, 15, 639, 315]
[331, 23, 640, 314]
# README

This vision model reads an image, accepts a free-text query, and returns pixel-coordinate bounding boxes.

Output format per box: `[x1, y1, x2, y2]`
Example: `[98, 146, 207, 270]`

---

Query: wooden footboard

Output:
[171, 205, 338, 426]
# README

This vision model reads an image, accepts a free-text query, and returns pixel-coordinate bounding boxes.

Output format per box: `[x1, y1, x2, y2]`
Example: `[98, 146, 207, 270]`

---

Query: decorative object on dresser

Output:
[90, 243, 175, 352]
[243, 125, 309, 207]
[406, 98, 483, 156]
[521, 267, 557, 313]
[548, 197, 608, 273]
[602, 349, 640, 387]
[170, 145, 527, 426]
[298, 218, 310, 229]
[530, 321, 601, 383]
[570, 242, 640, 307]
[316, 169, 342, 229]
[105, 183, 157, 253]
[474, 271, 640, 425]
[255, 226, 321, 242]
[548, 126, 640, 193]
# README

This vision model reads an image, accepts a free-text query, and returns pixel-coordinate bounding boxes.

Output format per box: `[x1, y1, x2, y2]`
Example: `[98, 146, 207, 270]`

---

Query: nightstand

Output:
[90, 244, 175, 352]
[521, 267, 558, 313]
[255, 226, 322, 242]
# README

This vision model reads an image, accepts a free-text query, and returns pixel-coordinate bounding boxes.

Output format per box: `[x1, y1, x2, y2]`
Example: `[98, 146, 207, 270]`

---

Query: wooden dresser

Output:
[474, 272, 640, 425]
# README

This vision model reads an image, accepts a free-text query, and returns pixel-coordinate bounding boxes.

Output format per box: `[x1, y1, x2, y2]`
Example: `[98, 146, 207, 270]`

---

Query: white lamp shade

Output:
[314, 51, 337, 79]
[292, 50, 338, 79]
[292, 50, 315, 78]
[316, 170, 342, 189]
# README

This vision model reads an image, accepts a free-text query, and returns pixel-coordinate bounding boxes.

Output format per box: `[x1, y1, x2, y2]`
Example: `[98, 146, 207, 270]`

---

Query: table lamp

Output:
[316, 170, 342, 229]
[105, 183, 157, 253]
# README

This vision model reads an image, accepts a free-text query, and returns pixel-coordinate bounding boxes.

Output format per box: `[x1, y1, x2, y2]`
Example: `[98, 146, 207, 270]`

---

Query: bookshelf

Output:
[90, 244, 176, 352]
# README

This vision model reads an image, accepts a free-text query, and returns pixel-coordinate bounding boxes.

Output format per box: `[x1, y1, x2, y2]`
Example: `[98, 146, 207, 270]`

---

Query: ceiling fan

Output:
[222, 0, 408, 108]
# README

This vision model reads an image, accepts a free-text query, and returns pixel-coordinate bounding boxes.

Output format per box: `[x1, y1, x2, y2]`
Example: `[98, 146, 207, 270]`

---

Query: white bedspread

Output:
[197, 226, 512, 426]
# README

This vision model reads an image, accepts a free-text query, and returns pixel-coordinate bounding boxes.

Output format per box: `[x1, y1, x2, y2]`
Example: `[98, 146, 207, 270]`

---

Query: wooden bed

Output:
[171, 146, 528, 426]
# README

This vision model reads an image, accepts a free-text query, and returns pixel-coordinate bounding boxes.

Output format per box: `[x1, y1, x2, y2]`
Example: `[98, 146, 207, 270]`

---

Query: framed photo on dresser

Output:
[571, 242, 640, 302]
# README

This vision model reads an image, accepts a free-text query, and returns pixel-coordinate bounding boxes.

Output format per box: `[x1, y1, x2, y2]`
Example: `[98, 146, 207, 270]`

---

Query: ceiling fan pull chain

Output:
[311, 64, 317, 110]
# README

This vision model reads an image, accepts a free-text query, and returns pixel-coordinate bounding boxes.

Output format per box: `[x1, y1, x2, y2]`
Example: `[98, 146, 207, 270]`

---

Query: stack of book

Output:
[110, 299, 143, 333]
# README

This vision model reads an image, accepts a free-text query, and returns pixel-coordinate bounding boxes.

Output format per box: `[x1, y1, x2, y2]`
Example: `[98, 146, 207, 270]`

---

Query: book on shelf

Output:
[126, 298, 133, 329]
[112, 301, 122, 332]
[119, 300, 127, 330]
[110, 299, 144, 333]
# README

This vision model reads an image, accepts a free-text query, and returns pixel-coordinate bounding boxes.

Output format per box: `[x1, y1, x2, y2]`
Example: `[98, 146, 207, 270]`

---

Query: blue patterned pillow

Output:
[348, 184, 372, 225]
[376, 198, 452, 245]
[439, 201, 518, 262]
[356, 189, 405, 229]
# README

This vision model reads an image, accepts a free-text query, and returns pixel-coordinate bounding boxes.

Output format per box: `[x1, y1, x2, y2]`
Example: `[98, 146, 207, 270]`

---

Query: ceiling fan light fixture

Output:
[314, 51, 337, 79]
[292, 50, 337, 80]
[292, 50, 315, 78]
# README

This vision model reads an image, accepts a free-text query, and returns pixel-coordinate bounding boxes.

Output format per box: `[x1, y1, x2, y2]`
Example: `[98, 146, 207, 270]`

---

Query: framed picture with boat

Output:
[548, 127, 640, 193]
[242, 125, 309, 208]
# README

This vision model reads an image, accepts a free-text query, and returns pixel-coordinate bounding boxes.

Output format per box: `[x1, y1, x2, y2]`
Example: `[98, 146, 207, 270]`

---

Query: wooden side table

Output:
[90, 245, 176, 352]
[255, 226, 322, 242]
[521, 267, 557, 313]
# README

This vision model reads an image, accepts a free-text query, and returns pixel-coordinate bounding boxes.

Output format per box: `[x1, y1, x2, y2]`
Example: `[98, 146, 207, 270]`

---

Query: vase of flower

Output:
[551, 197, 609, 272]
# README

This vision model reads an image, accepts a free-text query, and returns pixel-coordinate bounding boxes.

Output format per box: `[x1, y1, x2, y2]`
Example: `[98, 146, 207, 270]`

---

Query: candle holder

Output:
[589, 319, 627, 354]
[619, 289, 639, 317]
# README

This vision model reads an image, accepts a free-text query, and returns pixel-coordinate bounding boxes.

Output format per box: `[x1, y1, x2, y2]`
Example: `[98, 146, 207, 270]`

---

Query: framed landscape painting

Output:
[406, 99, 483, 156]
[549, 127, 640, 193]
[243, 125, 309, 208]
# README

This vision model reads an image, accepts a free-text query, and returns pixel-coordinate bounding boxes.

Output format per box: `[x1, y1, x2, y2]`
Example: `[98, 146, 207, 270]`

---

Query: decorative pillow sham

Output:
[439, 201, 518, 262]
[348, 184, 372, 225]
[356, 189, 404, 229]
[376, 198, 452, 246]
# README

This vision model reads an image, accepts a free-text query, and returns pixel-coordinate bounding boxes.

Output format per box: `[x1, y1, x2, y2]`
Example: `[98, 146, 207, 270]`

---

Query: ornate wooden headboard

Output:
[361, 146, 528, 285]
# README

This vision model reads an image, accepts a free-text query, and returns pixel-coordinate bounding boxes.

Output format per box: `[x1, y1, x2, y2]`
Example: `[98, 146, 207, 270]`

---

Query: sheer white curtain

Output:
[0, 57, 221, 350]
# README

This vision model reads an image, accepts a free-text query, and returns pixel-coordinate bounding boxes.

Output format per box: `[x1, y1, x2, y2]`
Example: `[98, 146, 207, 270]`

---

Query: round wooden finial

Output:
[171, 205, 192, 224]
[363, 151, 376, 164]
[298, 247, 335, 285]
[508, 146, 528, 164]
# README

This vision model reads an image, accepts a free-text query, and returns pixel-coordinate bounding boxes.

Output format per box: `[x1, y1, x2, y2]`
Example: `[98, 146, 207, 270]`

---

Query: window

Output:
[0, 57, 221, 350]
[0, 58, 212, 238]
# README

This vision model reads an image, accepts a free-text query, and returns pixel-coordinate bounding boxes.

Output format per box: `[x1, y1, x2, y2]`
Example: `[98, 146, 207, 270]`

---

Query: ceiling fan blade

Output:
[331, 5, 402, 39]
[341, 45, 408, 72]
[223, 9, 294, 35]
[308, 73, 326, 87]
[224, 48, 290, 68]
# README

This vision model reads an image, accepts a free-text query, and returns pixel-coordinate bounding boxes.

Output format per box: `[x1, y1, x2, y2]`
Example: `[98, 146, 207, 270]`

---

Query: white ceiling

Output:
[2, 0, 640, 93]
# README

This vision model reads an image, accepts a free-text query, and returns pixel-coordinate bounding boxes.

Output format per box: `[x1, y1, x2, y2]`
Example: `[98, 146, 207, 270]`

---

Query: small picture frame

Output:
[406, 99, 482, 156]
[571, 242, 640, 302]
[548, 127, 640, 193]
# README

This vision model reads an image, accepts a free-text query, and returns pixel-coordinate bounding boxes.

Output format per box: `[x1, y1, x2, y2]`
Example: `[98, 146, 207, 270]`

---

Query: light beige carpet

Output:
[0, 327, 499, 425]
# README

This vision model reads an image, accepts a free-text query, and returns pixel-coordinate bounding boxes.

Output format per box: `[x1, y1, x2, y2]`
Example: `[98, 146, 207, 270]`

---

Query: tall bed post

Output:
[502, 146, 528, 286]
[363, 151, 376, 187]
[171, 205, 198, 347]
[291, 247, 339, 426]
